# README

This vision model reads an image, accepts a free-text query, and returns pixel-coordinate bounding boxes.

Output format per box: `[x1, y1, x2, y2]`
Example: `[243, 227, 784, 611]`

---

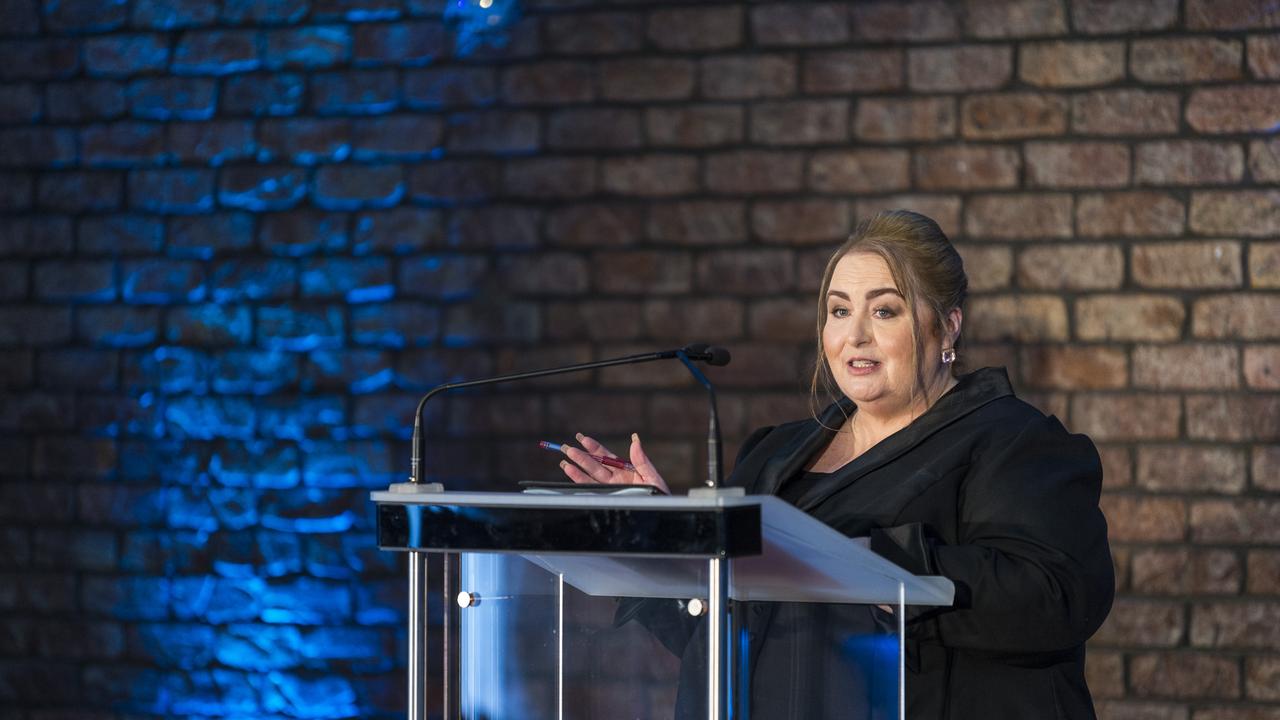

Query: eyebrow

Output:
[827, 288, 904, 301]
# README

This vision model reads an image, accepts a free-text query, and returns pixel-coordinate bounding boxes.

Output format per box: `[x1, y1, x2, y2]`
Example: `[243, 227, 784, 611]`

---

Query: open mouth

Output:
[847, 359, 880, 369]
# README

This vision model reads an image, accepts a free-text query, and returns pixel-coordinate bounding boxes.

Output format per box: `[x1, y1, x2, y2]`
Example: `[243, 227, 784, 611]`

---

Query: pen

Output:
[539, 440, 635, 471]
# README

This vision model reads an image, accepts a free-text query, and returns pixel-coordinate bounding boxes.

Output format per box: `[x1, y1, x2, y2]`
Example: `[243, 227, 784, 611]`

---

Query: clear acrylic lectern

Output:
[371, 489, 954, 720]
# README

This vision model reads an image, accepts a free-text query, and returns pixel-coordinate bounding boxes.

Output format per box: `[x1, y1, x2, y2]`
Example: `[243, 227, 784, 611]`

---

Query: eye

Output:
[829, 306, 849, 318]
[872, 306, 897, 319]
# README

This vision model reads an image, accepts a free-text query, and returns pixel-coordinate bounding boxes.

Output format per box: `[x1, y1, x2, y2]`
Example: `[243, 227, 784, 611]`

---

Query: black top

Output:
[651, 367, 1114, 720]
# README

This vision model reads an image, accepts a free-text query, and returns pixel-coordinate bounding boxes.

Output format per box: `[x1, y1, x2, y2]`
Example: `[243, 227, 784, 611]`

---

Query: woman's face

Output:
[822, 252, 949, 414]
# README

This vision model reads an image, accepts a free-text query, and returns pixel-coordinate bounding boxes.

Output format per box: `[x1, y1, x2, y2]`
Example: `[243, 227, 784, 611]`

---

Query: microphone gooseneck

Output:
[408, 343, 731, 486]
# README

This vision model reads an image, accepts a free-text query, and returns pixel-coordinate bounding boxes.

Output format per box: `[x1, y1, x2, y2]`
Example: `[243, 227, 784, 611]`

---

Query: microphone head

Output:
[682, 343, 731, 366]
[704, 345, 731, 366]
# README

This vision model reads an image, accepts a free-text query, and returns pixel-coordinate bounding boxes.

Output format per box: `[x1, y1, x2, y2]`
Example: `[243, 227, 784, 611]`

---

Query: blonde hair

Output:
[810, 210, 968, 420]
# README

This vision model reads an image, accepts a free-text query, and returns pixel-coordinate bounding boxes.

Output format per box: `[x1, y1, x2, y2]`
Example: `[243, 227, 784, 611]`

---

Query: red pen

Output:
[540, 441, 635, 471]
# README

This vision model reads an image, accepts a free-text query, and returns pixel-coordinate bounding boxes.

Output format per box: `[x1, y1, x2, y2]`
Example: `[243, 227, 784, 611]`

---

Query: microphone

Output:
[406, 343, 731, 487]
[674, 344, 730, 488]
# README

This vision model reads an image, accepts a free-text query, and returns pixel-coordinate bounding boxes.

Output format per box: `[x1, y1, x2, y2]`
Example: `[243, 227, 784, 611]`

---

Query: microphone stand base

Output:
[388, 481, 446, 494]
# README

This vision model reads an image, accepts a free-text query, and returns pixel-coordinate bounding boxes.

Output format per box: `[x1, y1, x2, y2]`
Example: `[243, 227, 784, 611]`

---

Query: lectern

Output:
[372, 488, 954, 720]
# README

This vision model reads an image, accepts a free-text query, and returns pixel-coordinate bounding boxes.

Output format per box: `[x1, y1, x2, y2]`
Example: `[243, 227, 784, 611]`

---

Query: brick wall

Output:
[1, 0, 1278, 717]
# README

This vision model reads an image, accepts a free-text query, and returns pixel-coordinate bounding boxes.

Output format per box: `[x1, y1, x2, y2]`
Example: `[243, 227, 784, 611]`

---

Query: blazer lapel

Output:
[795, 368, 1016, 513]
[750, 399, 852, 496]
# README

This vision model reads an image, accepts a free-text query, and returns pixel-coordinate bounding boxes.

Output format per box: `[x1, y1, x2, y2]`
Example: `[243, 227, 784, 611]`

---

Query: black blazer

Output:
[650, 367, 1114, 719]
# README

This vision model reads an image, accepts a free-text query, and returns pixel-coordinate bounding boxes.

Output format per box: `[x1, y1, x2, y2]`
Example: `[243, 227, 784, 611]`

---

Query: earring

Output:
[941, 347, 956, 364]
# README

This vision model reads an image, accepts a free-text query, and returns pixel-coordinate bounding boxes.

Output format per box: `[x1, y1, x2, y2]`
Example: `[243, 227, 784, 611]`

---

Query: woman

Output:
[558, 210, 1115, 718]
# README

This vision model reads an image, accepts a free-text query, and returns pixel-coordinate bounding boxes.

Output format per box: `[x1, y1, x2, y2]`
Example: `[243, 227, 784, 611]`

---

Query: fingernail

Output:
[631, 432, 639, 443]
[559, 460, 567, 468]
[575, 432, 585, 441]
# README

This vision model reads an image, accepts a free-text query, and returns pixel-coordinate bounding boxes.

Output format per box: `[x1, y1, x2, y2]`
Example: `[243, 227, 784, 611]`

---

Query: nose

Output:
[846, 312, 872, 347]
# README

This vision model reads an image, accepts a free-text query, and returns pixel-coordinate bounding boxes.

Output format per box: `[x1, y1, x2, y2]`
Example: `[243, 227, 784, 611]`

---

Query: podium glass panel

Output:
[455, 552, 901, 720]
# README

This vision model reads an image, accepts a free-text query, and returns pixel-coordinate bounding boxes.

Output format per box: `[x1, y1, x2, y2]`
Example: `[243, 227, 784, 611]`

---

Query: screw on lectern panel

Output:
[687, 597, 707, 616]
[457, 591, 480, 608]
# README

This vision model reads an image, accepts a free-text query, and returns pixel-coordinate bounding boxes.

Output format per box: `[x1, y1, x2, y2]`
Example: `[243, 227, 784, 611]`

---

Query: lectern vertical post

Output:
[408, 550, 429, 720]
[707, 557, 731, 720]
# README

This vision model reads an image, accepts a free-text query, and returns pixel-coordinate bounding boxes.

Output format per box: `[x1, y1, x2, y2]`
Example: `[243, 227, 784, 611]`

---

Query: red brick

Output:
[1192, 294, 1280, 339]
[914, 145, 1019, 190]
[172, 29, 259, 75]
[751, 100, 848, 145]
[39, 171, 123, 212]
[850, 1, 960, 41]
[351, 22, 442, 66]
[402, 67, 496, 108]
[700, 55, 796, 99]
[1099, 494, 1186, 541]
[751, 200, 850, 244]
[493, 253, 588, 297]
[1132, 548, 1242, 595]
[1246, 657, 1280, 701]
[1019, 345, 1127, 390]
[1085, 651, 1125, 700]
[1072, 89, 1180, 135]
[259, 118, 349, 165]
[647, 6, 743, 51]
[602, 155, 697, 198]
[313, 164, 402, 210]
[1250, 138, 1280, 182]
[803, 49, 903, 93]
[600, 59, 694, 101]
[854, 97, 955, 142]
[547, 108, 642, 150]
[546, 12, 642, 55]
[408, 159, 499, 205]
[695, 250, 795, 294]
[750, 3, 849, 46]
[502, 158, 595, 199]
[351, 115, 441, 159]
[1244, 346, 1280, 389]
[1078, 191, 1185, 237]
[1194, 499, 1280, 543]
[1137, 141, 1245, 186]
[705, 151, 803, 195]
[0, 38, 79, 81]
[446, 206, 540, 249]
[1026, 141, 1130, 188]
[1130, 652, 1240, 699]
[262, 26, 350, 70]
[500, 61, 593, 105]
[545, 298, 640, 340]
[961, 92, 1067, 140]
[1018, 244, 1124, 290]
[645, 106, 742, 148]
[713, 341, 808, 389]
[0, 83, 42, 124]
[965, 193, 1072, 239]
[1072, 0, 1178, 33]
[1137, 443, 1247, 492]
[1094, 598, 1184, 647]
[953, 244, 1012, 291]
[1253, 246, 1280, 289]
[1191, 707, 1280, 720]
[80, 122, 164, 167]
[1192, 601, 1280, 649]
[854, 196, 962, 239]
[167, 120, 254, 164]
[1133, 343, 1240, 391]
[1191, 191, 1280, 237]
[907, 45, 1011, 91]
[642, 298, 745, 343]
[546, 203, 641, 248]
[647, 201, 746, 245]
[1131, 38, 1243, 83]
[1188, 86, 1280, 133]
[745, 297, 813, 342]
[1247, 549, 1280, 592]
[809, 149, 910, 193]
[1186, 394, 1280, 441]
[1075, 394, 1182, 441]
[591, 251, 691, 295]
[1131, 241, 1241, 289]
[1188, 0, 1280, 29]
[963, 0, 1066, 37]
[1076, 295, 1185, 341]
[1248, 35, 1280, 78]
[445, 111, 539, 154]
[1021, 41, 1124, 87]
[965, 295, 1068, 341]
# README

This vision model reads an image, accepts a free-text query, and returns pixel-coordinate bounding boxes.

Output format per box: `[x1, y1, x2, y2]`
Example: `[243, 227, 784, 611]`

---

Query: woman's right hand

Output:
[558, 432, 670, 495]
